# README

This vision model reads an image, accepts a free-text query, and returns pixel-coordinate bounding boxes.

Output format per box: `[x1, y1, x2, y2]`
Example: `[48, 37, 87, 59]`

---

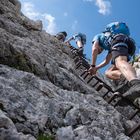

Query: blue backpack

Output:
[104, 22, 136, 56]
[104, 22, 130, 36]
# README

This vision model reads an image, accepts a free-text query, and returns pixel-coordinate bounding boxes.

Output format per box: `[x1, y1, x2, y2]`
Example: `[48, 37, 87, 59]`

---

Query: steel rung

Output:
[83, 73, 89, 79]
[129, 109, 140, 120]
[96, 83, 104, 91]
[107, 92, 122, 104]
[75, 62, 82, 69]
[102, 90, 110, 98]
[87, 76, 95, 84]
[127, 122, 140, 136]
[92, 81, 99, 87]
[80, 70, 87, 77]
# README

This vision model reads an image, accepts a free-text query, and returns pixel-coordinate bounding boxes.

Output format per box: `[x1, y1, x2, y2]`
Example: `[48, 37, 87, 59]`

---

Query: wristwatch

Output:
[91, 64, 95, 67]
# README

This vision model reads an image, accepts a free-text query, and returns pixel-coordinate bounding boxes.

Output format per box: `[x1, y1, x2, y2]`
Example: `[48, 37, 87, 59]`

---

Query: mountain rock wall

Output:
[0, 0, 133, 139]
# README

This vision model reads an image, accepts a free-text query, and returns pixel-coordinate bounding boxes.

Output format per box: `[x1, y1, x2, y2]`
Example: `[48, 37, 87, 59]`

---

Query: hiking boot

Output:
[113, 75, 129, 93]
[123, 79, 140, 102]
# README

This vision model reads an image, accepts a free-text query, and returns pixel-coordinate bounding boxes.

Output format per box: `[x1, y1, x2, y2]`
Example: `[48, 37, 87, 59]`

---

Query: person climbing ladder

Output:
[87, 22, 140, 107]
[65, 32, 86, 56]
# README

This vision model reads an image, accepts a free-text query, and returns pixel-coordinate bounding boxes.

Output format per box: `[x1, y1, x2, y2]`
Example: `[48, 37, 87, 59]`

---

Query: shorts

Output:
[111, 45, 129, 64]
[111, 34, 135, 64]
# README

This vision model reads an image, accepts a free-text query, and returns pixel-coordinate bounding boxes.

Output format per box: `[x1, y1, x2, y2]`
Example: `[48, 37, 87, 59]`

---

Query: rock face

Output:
[0, 0, 133, 139]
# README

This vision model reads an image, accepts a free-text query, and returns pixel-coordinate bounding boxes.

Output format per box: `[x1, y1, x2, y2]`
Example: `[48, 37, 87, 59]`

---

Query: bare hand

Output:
[87, 66, 97, 75]
[65, 41, 71, 46]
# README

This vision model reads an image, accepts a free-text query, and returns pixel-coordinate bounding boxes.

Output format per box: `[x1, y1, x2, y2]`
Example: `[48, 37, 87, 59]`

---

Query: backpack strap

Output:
[110, 34, 136, 56]
[107, 33, 128, 47]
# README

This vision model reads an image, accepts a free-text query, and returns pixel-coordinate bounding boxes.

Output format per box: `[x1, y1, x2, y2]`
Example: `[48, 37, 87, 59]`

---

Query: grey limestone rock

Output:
[0, 0, 136, 139]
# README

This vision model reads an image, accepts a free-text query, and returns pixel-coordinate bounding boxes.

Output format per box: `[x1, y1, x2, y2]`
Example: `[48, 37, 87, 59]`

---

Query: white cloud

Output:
[21, 2, 57, 34]
[83, 0, 111, 15]
[22, 2, 40, 20]
[71, 20, 78, 31]
[43, 14, 57, 34]
[95, 0, 111, 15]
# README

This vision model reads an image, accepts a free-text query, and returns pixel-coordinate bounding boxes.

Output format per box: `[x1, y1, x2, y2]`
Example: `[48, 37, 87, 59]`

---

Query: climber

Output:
[55, 31, 67, 42]
[87, 22, 140, 107]
[65, 32, 86, 56]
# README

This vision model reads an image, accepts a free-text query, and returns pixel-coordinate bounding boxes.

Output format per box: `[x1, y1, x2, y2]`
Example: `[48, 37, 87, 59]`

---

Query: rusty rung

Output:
[96, 83, 104, 91]
[129, 109, 140, 120]
[127, 122, 140, 136]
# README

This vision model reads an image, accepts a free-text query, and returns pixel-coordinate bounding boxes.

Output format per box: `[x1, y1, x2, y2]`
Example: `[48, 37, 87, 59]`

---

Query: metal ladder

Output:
[67, 45, 140, 138]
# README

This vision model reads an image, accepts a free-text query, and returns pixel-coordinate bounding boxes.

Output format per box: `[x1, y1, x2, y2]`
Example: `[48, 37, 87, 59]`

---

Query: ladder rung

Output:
[127, 122, 140, 136]
[96, 83, 104, 91]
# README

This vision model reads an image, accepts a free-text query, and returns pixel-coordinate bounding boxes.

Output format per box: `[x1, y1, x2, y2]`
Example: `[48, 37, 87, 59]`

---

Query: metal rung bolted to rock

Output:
[127, 122, 140, 137]
[71, 44, 140, 137]
[129, 109, 140, 120]
[96, 83, 104, 91]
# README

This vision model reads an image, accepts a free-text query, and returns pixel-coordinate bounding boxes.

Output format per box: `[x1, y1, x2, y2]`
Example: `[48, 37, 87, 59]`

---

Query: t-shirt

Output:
[73, 33, 86, 44]
[92, 33, 111, 51]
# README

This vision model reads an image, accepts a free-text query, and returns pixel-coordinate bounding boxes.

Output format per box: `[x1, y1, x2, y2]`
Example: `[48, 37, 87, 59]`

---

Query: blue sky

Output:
[19, 0, 140, 73]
